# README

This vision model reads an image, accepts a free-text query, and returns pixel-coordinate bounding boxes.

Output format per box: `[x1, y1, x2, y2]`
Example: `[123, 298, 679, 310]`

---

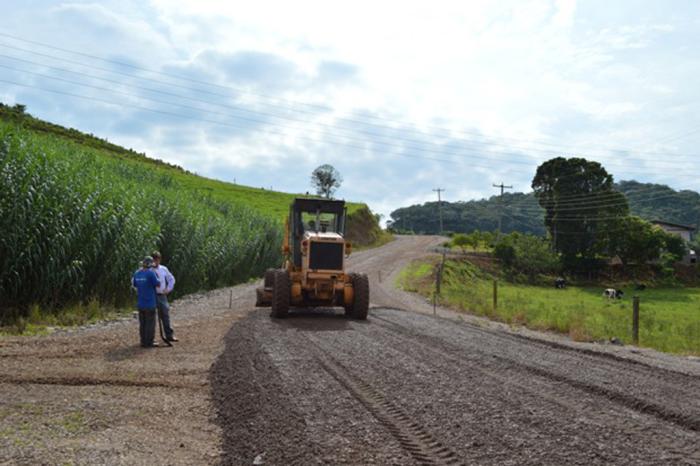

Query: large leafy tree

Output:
[311, 164, 342, 198]
[532, 157, 629, 264]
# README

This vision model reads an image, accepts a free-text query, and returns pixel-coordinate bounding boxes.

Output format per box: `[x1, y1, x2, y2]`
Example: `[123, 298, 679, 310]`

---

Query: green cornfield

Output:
[0, 121, 282, 321]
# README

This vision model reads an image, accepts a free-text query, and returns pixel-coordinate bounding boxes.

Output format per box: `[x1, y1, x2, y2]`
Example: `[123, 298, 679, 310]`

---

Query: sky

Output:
[1, 0, 699, 223]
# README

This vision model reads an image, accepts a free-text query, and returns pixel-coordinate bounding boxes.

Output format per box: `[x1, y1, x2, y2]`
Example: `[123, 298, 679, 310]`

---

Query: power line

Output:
[5, 60, 700, 188]
[0, 77, 520, 172]
[5, 59, 649, 176]
[3, 37, 700, 205]
[1, 36, 700, 167]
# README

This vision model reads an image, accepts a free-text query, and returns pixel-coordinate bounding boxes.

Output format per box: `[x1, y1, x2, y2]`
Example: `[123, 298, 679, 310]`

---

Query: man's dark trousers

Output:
[138, 308, 156, 346]
[156, 294, 174, 339]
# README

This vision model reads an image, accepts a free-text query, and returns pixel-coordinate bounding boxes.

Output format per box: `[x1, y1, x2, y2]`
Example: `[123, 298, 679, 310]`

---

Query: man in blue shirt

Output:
[132, 256, 160, 347]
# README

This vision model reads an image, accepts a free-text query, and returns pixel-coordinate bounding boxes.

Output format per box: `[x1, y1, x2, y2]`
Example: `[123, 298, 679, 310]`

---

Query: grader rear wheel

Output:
[271, 269, 290, 318]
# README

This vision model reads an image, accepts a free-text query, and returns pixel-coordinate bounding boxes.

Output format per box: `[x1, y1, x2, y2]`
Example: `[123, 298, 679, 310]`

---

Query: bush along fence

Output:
[0, 123, 282, 322]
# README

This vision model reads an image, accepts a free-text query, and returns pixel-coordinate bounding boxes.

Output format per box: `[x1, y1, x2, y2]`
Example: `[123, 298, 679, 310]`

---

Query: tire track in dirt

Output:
[302, 333, 463, 466]
[2, 375, 201, 390]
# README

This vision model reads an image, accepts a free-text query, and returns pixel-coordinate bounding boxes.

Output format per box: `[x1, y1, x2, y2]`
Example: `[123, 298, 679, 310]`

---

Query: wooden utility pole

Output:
[492, 182, 513, 237]
[433, 188, 446, 235]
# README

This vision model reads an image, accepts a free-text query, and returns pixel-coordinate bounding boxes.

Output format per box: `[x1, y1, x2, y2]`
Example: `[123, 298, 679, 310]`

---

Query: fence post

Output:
[433, 254, 446, 316]
[493, 279, 498, 311]
[632, 296, 640, 345]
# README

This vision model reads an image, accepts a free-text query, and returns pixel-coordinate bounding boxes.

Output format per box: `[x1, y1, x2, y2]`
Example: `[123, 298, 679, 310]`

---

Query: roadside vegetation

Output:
[0, 119, 284, 332]
[398, 258, 700, 355]
[397, 156, 699, 356]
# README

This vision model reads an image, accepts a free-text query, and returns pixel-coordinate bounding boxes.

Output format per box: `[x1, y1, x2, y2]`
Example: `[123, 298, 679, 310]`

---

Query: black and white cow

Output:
[603, 288, 624, 299]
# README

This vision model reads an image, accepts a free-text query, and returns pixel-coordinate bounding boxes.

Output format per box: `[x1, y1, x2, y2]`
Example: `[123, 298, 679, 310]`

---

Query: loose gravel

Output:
[2, 235, 699, 465]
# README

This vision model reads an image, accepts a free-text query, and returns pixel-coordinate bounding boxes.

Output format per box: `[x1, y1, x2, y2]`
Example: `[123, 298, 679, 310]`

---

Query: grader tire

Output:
[264, 268, 275, 288]
[344, 276, 355, 317]
[350, 273, 369, 320]
[271, 270, 290, 318]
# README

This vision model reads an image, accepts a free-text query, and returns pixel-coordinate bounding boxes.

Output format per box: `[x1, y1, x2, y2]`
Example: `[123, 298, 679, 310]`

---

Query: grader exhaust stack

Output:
[255, 198, 369, 319]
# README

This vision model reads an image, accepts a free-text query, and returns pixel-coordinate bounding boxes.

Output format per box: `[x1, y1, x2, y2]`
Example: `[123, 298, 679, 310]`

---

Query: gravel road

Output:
[2, 235, 699, 465]
[212, 235, 700, 465]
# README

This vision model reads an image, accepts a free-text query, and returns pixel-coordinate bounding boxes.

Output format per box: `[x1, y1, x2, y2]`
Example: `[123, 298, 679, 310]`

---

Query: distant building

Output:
[651, 220, 695, 242]
[651, 220, 696, 264]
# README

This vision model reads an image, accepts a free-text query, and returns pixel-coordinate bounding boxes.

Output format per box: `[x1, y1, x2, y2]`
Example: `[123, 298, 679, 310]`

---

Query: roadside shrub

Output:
[494, 232, 559, 278]
[494, 241, 516, 266]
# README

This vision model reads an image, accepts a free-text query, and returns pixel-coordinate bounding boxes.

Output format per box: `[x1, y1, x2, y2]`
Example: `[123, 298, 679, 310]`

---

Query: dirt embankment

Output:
[345, 204, 391, 247]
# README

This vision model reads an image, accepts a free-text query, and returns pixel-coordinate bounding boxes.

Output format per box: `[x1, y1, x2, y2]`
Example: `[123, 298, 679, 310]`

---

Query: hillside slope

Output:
[0, 103, 367, 220]
[0, 104, 387, 317]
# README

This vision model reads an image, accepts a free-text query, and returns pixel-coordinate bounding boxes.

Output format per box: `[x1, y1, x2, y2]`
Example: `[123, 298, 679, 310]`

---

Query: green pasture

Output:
[398, 259, 700, 355]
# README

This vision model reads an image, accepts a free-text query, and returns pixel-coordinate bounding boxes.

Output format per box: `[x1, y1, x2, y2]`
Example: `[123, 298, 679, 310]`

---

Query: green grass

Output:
[398, 258, 700, 355]
[0, 301, 131, 336]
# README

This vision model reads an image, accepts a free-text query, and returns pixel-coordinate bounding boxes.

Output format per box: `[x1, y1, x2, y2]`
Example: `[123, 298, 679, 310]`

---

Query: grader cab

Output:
[255, 198, 369, 319]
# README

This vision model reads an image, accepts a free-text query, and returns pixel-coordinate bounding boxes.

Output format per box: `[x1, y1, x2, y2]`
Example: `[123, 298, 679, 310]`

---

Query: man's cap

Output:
[142, 256, 154, 267]
[152, 251, 161, 259]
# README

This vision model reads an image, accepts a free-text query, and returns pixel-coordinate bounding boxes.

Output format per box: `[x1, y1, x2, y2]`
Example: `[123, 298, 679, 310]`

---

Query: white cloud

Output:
[0, 0, 699, 222]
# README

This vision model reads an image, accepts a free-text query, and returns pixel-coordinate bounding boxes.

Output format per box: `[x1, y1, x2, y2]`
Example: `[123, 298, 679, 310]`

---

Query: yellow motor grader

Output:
[255, 197, 369, 319]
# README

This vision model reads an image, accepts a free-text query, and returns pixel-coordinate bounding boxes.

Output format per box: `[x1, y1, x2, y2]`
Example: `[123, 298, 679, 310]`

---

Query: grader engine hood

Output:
[302, 232, 346, 271]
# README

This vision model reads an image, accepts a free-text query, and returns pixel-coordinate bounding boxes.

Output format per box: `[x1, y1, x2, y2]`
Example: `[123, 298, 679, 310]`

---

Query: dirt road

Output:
[2, 235, 699, 465]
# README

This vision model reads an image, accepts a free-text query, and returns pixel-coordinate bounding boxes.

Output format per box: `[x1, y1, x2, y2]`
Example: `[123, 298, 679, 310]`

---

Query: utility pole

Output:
[433, 188, 446, 235]
[492, 182, 512, 237]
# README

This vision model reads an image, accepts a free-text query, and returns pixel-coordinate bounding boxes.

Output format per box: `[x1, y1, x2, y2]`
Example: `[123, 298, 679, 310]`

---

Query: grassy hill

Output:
[0, 103, 387, 327]
[0, 103, 367, 220]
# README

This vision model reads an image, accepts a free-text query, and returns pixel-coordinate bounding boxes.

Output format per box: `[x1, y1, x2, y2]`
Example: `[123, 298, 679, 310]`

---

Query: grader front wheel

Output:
[346, 273, 369, 320]
[271, 269, 290, 318]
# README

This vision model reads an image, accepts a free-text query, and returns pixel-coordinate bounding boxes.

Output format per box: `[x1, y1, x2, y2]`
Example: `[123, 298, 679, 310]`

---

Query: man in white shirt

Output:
[152, 251, 178, 342]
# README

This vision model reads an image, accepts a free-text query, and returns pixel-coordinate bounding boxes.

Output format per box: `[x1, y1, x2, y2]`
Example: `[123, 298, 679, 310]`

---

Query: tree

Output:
[607, 216, 665, 266]
[11, 103, 26, 115]
[660, 232, 687, 263]
[493, 240, 516, 267]
[311, 164, 342, 198]
[532, 157, 629, 266]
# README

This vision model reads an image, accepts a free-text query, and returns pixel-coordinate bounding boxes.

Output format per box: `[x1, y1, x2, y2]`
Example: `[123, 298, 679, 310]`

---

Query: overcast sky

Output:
[1, 1, 699, 221]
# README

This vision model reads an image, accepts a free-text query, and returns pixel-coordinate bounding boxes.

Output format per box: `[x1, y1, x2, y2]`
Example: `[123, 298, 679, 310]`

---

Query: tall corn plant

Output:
[0, 122, 281, 321]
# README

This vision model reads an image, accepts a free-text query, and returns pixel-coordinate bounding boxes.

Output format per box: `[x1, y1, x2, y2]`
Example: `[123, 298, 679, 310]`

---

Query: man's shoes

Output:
[166, 336, 179, 342]
[141, 342, 159, 347]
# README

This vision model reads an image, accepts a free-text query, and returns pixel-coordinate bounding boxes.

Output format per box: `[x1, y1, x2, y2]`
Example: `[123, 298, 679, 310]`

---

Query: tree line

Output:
[390, 178, 700, 239]
[404, 156, 692, 277]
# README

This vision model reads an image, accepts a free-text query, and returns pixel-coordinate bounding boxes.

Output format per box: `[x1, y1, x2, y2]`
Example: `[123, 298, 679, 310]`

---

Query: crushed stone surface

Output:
[2, 235, 699, 465]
